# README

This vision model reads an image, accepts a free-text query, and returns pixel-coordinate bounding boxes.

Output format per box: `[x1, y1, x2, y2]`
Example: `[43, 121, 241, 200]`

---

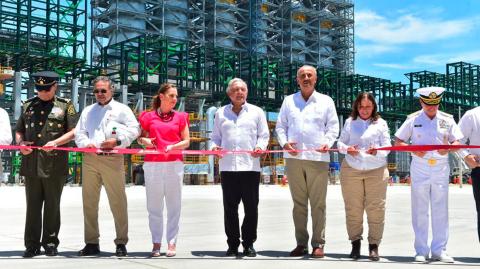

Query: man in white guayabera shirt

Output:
[0, 107, 12, 180]
[75, 76, 140, 257]
[276, 65, 339, 258]
[211, 78, 269, 257]
[458, 103, 480, 251]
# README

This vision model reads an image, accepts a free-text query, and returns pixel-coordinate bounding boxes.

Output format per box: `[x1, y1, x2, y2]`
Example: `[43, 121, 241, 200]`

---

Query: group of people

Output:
[0, 65, 479, 263]
[9, 73, 190, 259]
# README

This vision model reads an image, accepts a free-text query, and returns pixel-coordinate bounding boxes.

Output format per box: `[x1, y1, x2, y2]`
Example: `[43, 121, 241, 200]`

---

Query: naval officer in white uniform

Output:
[394, 87, 463, 263]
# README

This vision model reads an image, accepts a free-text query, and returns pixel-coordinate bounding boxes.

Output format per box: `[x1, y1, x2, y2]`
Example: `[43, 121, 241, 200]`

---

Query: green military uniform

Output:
[15, 72, 78, 253]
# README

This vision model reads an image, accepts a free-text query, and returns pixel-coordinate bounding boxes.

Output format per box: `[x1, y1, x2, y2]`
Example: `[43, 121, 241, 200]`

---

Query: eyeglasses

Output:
[93, 89, 108, 94]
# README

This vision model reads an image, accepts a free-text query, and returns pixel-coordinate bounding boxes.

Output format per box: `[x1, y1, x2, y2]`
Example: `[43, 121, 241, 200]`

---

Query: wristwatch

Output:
[116, 139, 122, 146]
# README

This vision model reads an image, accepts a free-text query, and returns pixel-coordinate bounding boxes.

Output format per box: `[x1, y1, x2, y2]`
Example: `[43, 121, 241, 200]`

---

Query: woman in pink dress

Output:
[138, 83, 190, 257]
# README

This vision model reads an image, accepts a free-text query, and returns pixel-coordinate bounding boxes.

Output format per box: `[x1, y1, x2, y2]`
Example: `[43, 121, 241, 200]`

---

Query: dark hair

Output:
[350, 92, 380, 121]
[152, 83, 176, 110]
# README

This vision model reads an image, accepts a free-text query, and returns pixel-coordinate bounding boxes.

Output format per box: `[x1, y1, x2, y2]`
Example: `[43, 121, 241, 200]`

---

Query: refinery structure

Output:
[0, 0, 478, 184]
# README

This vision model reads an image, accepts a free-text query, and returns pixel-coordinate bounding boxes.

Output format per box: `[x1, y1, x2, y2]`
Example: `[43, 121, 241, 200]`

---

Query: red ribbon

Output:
[0, 144, 476, 155]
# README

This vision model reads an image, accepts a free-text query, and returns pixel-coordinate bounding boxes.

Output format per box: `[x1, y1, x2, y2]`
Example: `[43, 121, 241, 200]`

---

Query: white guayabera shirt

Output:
[337, 117, 391, 170]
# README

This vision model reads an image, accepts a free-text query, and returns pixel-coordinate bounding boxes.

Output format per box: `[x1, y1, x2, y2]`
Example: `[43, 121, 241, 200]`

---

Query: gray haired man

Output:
[75, 76, 140, 256]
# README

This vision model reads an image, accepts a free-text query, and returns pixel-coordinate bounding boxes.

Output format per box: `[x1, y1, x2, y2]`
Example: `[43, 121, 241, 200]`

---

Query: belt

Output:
[96, 152, 115, 156]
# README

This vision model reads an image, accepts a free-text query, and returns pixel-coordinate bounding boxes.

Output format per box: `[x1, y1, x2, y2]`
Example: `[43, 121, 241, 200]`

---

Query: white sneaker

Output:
[414, 255, 427, 262]
[431, 253, 454, 263]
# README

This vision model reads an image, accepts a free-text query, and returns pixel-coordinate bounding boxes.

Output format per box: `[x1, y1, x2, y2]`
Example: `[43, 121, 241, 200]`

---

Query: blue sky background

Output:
[354, 0, 480, 83]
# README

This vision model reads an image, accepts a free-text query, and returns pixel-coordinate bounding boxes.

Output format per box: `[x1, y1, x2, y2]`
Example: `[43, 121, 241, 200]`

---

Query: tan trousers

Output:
[82, 153, 128, 245]
[286, 158, 329, 247]
[340, 160, 388, 245]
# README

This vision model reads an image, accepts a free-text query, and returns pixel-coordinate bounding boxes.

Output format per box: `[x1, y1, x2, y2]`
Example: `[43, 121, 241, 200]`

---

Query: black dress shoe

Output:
[78, 243, 100, 256]
[44, 246, 58, 256]
[369, 244, 380, 261]
[349, 239, 361, 260]
[116, 244, 127, 257]
[226, 247, 238, 256]
[243, 246, 257, 257]
[289, 245, 308, 257]
[23, 247, 41, 258]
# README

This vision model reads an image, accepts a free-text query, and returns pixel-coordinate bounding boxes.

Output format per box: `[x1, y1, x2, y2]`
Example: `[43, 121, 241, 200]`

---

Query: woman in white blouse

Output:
[337, 92, 391, 261]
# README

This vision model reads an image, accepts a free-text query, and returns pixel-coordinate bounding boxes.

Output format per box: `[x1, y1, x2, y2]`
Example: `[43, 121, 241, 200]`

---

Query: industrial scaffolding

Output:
[90, 0, 355, 75]
[0, 0, 87, 74]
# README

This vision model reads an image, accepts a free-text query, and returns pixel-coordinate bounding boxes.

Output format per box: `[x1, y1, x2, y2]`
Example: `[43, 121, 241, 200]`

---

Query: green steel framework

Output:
[0, 0, 87, 75]
[89, 34, 480, 123]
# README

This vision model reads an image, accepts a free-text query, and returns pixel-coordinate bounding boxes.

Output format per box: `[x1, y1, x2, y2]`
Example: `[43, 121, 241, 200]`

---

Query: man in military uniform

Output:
[14, 71, 78, 257]
[394, 87, 463, 263]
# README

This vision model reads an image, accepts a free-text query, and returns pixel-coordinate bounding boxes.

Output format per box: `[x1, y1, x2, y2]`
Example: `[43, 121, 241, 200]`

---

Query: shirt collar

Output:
[228, 102, 248, 112]
[420, 110, 437, 121]
[296, 91, 318, 103]
[97, 98, 114, 109]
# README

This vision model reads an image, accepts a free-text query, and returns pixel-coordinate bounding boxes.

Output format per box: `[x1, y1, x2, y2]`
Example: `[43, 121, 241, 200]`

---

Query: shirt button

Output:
[38, 134, 42, 138]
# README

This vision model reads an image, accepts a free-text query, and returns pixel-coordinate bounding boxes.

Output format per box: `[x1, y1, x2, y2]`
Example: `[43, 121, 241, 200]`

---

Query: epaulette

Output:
[438, 111, 453, 118]
[407, 110, 422, 118]
[55, 96, 70, 103]
[22, 96, 38, 105]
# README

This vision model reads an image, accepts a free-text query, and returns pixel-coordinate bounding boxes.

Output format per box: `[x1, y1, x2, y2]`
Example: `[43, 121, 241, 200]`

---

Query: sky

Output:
[354, 0, 480, 83]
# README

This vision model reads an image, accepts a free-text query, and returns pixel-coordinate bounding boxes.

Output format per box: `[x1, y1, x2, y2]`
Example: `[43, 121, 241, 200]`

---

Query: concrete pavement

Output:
[0, 184, 478, 268]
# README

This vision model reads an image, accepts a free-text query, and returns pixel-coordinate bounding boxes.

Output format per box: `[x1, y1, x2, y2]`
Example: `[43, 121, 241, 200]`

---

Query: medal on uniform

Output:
[51, 107, 64, 118]
[439, 120, 449, 129]
[428, 158, 437, 166]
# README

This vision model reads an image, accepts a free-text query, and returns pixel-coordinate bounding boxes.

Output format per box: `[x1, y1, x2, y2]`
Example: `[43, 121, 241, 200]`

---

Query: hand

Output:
[366, 146, 377, 156]
[139, 137, 156, 148]
[437, 149, 449, 156]
[316, 144, 329, 153]
[347, 145, 359, 156]
[165, 145, 173, 153]
[251, 147, 263, 158]
[465, 154, 479, 169]
[42, 141, 58, 152]
[100, 138, 117, 149]
[412, 151, 427, 158]
[283, 142, 298, 156]
[85, 144, 96, 148]
[19, 141, 33, 155]
[212, 146, 224, 158]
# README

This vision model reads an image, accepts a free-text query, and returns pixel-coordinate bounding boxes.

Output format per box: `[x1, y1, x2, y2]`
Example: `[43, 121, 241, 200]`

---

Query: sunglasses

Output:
[93, 89, 108, 94]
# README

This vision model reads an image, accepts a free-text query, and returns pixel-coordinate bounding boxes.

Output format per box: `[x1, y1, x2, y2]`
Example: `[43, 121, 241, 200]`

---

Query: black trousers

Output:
[24, 175, 65, 249]
[221, 171, 260, 249]
[472, 168, 480, 241]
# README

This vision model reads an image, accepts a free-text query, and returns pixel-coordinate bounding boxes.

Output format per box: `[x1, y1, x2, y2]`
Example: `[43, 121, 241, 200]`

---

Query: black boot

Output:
[369, 244, 379, 261]
[349, 239, 361, 260]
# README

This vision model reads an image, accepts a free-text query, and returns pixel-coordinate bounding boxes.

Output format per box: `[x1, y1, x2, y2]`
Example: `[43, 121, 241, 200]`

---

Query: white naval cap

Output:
[416, 86, 445, 105]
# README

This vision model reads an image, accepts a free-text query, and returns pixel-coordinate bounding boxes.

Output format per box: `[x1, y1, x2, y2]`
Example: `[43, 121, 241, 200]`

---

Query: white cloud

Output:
[355, 44, 399, 57]
[356, 10, 477, 45]
[414, 50, 480, 66]
[373, 63, 413, 70]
